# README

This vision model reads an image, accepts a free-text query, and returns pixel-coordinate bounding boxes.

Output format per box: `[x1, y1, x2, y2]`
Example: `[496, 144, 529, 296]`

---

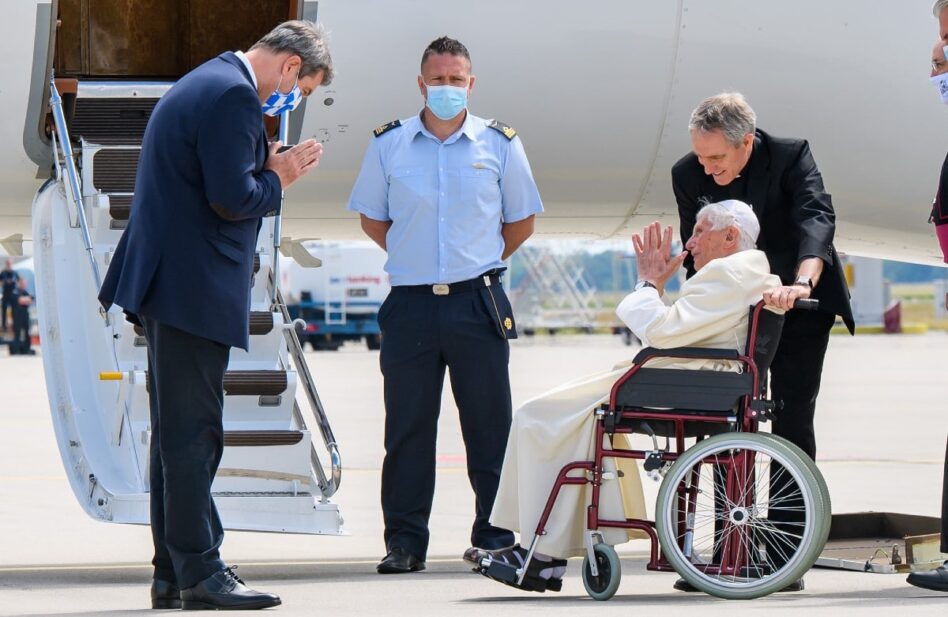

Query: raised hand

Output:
[632, 222, 688, 295]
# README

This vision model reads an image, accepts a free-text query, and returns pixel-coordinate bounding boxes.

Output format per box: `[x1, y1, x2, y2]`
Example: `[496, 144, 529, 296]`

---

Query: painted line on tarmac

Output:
[0, 557, 478, 574]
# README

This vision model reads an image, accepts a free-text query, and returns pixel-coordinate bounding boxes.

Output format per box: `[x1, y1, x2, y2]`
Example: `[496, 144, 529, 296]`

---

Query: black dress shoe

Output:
[151, 578, 181, 609]
[180, 567, 281, 610]
[907, 563, 948, 592]
[673, 577, 804, 592]
[377, 547, 425, 574]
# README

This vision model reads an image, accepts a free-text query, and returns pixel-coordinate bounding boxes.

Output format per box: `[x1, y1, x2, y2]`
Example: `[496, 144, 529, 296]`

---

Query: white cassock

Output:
[490, 250, 783, 558]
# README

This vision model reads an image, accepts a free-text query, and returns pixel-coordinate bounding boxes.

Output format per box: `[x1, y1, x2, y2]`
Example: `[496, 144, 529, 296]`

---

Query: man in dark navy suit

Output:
[98, 21, 332, 610]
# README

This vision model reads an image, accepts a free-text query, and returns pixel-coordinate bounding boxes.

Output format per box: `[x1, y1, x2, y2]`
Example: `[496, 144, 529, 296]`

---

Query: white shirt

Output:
[234, 50, 258, 89]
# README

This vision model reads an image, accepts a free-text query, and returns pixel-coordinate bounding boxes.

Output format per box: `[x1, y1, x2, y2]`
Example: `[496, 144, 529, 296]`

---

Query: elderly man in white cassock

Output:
[465, 199, 782, 592]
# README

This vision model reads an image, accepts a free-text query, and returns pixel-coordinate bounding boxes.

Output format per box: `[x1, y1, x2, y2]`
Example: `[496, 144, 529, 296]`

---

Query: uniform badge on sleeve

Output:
[373, 120, 401, 137]
[504, 317, 513, 330]
[488, 120, 517, 140]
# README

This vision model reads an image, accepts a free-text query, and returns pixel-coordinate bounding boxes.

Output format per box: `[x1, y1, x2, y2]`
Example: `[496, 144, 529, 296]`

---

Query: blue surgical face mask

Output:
[425, 82, 468, 120]
[262, 70, 302, 117]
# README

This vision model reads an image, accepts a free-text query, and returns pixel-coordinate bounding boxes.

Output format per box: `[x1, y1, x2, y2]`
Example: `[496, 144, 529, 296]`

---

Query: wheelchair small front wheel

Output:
[581, 543, 621, 601]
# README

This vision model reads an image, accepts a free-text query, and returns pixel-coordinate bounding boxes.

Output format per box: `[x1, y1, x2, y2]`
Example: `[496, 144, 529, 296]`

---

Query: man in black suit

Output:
[671, 92, 854, 592]
[905, 28, 948, 593]
[98, 20, 332, 610]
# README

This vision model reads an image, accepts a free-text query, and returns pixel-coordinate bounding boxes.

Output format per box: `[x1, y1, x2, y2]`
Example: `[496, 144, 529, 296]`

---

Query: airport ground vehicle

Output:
[280, 242, 388, 351]
[474, 300, 831, 600]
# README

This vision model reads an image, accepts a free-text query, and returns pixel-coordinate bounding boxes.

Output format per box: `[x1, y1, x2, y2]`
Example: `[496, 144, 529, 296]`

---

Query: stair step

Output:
[144, 369, 288, 396]
[223, 430, 303, 447]
[72, 97, 159, 144]
[133, 311, 274, 337]
[109, 194, 133, 220]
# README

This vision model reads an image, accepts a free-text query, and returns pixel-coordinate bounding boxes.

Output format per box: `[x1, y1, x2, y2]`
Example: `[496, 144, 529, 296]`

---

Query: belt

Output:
[396, 272, 503, 295]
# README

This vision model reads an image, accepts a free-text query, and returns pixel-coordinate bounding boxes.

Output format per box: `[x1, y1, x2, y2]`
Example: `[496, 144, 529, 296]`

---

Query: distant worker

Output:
[9, 277, 34, 355]
[348, 36, 543, 575]
[98, 21, 333, 610]
[469, 202, 782, 593]
[672, 92, 854, 593]
[905, 28, 948, 594]
[1, 258, 19, 333]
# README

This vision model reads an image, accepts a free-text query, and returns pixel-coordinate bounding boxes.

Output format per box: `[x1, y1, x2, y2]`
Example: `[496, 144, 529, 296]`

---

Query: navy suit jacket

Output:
[99, 52, 281, 350]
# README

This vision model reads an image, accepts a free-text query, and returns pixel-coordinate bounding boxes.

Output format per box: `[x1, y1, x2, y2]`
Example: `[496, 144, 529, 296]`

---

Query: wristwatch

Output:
[634, 280, 657, 292]
[792, 276, 813, 289]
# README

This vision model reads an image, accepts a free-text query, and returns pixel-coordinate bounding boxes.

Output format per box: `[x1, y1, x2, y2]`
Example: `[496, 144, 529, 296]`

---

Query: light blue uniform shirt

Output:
[347, 112, 544, 286]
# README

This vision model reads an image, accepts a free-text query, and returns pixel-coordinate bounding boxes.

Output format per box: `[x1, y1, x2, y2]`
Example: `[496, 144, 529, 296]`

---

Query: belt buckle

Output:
[432, 284, 450, 296]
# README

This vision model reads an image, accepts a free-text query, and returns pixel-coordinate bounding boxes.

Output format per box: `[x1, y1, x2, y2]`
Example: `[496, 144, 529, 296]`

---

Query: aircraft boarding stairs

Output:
[32, 79, 343, 535]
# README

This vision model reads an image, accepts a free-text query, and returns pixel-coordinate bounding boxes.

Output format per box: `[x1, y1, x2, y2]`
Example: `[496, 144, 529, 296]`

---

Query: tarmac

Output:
[0, 331, 946, 615]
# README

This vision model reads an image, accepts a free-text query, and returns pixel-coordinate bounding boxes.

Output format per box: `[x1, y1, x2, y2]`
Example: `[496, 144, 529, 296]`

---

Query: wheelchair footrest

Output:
[473, 556, 562, 593]
[484, 560, 519, 584]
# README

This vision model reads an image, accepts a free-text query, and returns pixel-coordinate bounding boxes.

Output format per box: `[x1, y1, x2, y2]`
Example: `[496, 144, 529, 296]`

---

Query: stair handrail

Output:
[48, 72, 103, 292]
[269, 112, 341, 499]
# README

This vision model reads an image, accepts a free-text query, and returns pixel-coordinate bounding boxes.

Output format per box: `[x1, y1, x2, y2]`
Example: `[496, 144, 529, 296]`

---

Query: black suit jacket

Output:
[671, 128, 854, 333]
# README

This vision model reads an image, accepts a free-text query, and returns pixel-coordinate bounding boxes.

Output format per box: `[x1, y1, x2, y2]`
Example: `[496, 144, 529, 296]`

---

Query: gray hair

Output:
[934, 1, 948, 17]
[688, 92, 757, 147]
[251, 20, 334, 85]
[696, 201, 758, 251]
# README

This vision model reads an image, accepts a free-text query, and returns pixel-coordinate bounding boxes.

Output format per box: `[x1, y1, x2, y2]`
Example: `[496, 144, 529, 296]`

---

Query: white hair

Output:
[696, 200, 759, 251]
[934, 0, 948, 17]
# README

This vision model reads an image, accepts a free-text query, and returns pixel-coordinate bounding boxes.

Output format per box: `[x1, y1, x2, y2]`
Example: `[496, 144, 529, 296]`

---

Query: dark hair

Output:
[251, 20, 334, 85]
[420, 36, 471, 70]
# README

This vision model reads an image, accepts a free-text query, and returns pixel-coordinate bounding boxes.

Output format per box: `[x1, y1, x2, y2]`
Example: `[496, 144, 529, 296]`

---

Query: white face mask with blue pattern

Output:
[262, 69, 302, 117]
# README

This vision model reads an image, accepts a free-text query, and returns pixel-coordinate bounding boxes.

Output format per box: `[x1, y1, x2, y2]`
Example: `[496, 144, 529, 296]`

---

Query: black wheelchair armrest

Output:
[631, 346, 741, 365]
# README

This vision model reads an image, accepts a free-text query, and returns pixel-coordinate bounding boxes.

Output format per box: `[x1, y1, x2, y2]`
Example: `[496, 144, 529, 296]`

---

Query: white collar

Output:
[234, 50, 258, 89]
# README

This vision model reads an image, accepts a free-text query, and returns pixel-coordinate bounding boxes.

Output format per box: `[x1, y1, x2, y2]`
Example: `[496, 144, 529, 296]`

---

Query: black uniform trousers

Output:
[766, 308, 835, 562]
[1, 295, 13, 331]
[142, 316, 229, 589]
[10, 305, 31, 354]
[379, 285, 516, 559]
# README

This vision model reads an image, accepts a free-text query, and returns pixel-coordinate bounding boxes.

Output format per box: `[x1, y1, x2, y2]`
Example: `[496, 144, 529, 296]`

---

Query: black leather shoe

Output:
[377, 547, 425, 574]
[907, 563, 948, 592]
[180, 567, 281, 610]
[151, 578, 181, 609]
[673, 577, 804, 592]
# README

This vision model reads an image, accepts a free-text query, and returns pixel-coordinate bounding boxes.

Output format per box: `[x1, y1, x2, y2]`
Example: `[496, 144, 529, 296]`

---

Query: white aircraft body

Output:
[1, 0, 945, 534]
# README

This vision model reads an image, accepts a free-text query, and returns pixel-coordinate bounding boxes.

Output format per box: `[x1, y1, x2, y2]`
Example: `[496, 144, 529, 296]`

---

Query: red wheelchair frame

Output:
[528, 300, 798, 583]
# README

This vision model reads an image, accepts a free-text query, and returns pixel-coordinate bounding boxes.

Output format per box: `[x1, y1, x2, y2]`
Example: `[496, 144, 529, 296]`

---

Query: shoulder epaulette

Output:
[488, 120, 517, 141]
[373, 119, 401, 138]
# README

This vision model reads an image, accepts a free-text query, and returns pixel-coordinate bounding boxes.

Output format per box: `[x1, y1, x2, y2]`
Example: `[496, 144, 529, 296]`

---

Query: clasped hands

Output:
[265, 138, 323, 189]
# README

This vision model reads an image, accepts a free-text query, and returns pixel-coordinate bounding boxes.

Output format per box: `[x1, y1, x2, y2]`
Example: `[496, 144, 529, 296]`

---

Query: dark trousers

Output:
[769, 309, 836, 460]
[1, 295, 12, 330]
[766, 309, 835, 562]
[142, 316, 230, 588]
[379, 286, 516, 559]
[10, 308, 30, 354]
[942, 435, 948, 553]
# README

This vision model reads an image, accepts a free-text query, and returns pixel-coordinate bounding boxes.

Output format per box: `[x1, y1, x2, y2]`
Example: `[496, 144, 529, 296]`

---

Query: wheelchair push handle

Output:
[792, 298, 819, 311]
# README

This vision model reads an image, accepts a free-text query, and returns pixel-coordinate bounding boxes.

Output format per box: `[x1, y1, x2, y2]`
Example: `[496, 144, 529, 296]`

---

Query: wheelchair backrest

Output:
[745, 303, 785, 393]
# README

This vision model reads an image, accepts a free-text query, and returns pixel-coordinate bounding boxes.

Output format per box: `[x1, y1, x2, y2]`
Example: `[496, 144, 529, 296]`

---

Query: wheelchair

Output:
[475, 300, 831, 600]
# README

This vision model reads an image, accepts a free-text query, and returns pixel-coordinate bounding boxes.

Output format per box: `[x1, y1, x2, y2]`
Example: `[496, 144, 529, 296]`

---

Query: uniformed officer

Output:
[9, 277, 34, 355]
[348, 36, 544, 575]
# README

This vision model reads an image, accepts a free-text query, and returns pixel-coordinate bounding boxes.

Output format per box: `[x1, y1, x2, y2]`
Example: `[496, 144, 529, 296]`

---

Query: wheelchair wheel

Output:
[581, 543, 621, 601]
[764, 433, 832, 517]
[655, 432, 830, 600]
